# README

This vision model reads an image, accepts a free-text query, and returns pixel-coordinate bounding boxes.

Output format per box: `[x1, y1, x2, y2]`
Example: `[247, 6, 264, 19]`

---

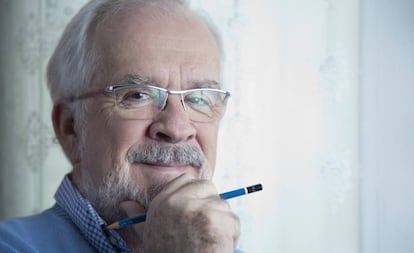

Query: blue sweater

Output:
[0, 205, 99, 252]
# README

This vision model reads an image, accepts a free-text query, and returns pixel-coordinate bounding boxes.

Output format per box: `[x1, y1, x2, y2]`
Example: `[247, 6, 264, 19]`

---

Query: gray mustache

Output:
[127, 144, 205, 168]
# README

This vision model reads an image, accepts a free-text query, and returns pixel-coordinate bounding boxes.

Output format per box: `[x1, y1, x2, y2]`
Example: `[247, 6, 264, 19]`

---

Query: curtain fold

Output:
[0, 0, 86, 219]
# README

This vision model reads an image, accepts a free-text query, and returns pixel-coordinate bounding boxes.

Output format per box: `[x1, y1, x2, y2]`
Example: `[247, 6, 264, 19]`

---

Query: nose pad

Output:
[149, 93, 196, 143]
[179, 94, 187, 111]
[160, 93, 187, 112]
[158, 92, 169, 111]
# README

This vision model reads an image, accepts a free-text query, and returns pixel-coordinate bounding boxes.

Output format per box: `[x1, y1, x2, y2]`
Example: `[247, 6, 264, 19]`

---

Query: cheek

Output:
[110, 120, 150, 156]
[81, 122, 112, 183]
[82, 113, 150, 182]
[196, 123, 220, 170]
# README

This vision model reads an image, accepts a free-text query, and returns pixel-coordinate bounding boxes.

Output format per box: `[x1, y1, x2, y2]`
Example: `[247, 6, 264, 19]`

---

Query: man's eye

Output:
[124, 91, 151, 101]
[118, 89, 155, 108]
[186, 95, 212, 106]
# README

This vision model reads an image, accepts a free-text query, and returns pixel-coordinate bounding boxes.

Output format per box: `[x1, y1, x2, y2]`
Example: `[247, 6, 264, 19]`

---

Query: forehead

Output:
[91, 4, 221, 87]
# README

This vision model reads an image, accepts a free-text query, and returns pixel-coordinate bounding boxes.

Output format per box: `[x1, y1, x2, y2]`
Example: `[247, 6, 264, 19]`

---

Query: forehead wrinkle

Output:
[92, 5, 221, 89]
[96, 4, 219, 54]
[111, 73, 158, 86]
[190, 79, 221, 89]
[115, 73, 221, 90]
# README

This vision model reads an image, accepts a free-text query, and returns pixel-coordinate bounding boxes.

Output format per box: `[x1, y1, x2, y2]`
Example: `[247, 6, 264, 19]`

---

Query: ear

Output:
[52, 103, 81, 165]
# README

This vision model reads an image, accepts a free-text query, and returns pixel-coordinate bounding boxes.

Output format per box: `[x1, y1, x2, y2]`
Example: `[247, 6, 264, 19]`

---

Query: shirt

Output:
[0, 176, 243, 253]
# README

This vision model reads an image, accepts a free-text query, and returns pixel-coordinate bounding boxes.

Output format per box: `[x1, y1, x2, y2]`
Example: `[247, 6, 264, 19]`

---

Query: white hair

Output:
[46, 0, 222, 111]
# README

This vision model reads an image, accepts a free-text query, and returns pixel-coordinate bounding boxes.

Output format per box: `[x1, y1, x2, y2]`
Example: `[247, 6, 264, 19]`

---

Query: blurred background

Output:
[0, 0, 413, 252]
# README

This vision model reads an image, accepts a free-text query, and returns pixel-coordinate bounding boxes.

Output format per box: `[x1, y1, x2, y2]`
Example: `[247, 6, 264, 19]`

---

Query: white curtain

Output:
[195, 1, 359, 252]
[0, 0, 85, 217]
[1, 0, 413, 252]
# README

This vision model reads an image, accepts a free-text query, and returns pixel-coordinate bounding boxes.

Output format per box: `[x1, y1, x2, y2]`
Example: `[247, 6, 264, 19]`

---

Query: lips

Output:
[140, 162, 195, 173]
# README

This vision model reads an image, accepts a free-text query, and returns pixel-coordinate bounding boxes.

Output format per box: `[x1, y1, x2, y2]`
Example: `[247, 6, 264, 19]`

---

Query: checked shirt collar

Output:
[55, 175, 132, 253]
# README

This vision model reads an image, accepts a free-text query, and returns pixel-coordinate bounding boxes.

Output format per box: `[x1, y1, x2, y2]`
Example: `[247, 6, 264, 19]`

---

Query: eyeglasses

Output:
[66, 82, 230, 122]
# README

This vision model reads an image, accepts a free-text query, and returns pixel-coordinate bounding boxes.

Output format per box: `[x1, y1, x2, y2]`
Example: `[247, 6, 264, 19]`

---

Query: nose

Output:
[148, 94, 196, 143]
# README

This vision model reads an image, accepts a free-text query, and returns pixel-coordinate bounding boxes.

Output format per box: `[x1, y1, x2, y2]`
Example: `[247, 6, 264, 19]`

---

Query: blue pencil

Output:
[105, 183, 262, 230]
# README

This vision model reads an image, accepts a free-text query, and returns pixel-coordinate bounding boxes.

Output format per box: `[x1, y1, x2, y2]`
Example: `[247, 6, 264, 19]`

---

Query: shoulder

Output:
[0, 205, 94, 253]
[0, 210, 51, 252]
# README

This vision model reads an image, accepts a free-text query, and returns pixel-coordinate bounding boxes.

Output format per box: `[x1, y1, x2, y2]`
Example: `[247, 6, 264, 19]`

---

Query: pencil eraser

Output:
[246, 184, 263, 193]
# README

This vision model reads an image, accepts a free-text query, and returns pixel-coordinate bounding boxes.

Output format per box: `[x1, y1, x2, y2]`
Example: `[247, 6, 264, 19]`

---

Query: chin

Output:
[133, 163, 207, 188]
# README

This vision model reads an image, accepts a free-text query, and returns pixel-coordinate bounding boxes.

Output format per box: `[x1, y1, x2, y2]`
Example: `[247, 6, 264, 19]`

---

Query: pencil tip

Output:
[105, 223, 119, 230]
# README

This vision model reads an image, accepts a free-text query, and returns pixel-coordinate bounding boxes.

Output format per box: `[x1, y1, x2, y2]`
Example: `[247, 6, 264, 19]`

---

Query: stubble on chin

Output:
[77, 143, 210, 224]
[79, 162, 210, 224]
[80, 162, 151, 223]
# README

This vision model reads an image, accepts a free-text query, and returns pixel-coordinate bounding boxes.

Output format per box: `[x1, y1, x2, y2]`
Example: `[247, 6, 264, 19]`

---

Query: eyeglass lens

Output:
[112, 85, 228, 122]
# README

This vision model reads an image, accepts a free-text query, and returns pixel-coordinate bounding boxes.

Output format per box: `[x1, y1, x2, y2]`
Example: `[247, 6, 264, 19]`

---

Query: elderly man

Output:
[0, 0, 242, 252]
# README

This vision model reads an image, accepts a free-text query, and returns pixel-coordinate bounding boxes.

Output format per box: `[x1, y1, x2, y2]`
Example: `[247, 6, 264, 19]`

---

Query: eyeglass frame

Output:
[60, 81, 231, 122]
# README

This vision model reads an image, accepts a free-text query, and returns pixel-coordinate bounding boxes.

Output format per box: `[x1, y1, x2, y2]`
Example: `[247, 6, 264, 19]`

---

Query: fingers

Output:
[143, 173, 241, 253]
[156, 173, 216, 199]
[151, 173, 219, 208]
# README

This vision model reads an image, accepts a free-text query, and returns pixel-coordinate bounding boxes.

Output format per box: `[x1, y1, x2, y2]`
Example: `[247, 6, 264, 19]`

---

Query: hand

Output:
[125, 173, 240, 253]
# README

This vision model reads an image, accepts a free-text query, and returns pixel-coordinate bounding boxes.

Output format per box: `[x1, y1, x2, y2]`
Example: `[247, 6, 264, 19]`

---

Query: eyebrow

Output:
[119, 73, 223, 89]
[192, 79, 222, 89]
[124, 74, 153, 85]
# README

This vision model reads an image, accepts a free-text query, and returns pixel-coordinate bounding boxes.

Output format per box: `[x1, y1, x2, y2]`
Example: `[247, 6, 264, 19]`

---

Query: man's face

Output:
[73, 6, 222, 219]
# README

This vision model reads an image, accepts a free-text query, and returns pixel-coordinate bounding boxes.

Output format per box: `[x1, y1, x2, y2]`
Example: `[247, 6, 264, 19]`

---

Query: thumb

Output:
[120, 200, 147, 217]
